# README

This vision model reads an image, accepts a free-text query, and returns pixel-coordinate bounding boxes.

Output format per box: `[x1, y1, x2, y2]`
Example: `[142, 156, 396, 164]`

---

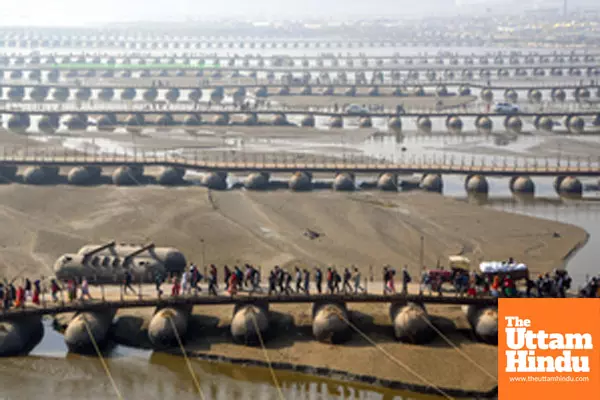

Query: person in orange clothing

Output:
[491, 275, 501, 297]
[15, 286, 25, 308]
[228, 273, 238, 296]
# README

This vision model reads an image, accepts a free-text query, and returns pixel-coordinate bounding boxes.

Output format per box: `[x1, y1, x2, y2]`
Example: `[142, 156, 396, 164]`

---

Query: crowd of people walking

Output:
[419, 267, 579, 298]
[2, 263, 598, 311]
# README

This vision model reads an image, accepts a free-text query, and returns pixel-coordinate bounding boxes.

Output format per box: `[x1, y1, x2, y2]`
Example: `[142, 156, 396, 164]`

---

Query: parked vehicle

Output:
[494, 102, 520, 114]
[345, 104, 369, 115]
[479, 260, 530, 281]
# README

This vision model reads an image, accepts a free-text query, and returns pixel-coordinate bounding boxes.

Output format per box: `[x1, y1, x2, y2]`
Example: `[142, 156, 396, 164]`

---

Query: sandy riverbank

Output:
[0, 186, 587, 281]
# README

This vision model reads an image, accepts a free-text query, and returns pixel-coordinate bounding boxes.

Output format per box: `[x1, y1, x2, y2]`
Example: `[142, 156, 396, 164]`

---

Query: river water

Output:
[0, 320, 437, 400]
[1, 43, 599, 400]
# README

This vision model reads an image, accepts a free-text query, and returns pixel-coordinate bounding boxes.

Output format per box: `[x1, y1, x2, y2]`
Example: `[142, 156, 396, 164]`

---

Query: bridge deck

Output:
[1, 63, 596, 72]
[0, 293, 497, 320]
[0, 152, 598, 176]
[0, 82, 597, 91]
[1, 106, 599, 118]
[3, 51, 599, 60]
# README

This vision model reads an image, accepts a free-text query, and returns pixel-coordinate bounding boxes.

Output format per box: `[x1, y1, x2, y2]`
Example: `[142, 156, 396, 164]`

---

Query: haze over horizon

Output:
[0, 0, 598, 27]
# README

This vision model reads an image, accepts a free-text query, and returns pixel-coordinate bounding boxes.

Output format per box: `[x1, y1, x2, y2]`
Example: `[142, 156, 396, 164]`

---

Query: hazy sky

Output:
[0, 0, 457, 26]
[0, 0, 596, 26]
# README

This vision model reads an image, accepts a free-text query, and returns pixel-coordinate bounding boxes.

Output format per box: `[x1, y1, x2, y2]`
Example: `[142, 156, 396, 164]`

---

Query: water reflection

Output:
[149, 352, 443, 400]
[5, 320, 448, 400]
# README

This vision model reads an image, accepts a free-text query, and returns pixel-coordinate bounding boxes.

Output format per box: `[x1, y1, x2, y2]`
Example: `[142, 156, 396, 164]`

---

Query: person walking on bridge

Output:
[333, 269, 341, 293]
[8, 283, 15, 308]
[276, 266, 285, 293]
[385, 269, 396, 294]
[402, 266, 412, 294]
[268, 269, 277, 296]
[284, 271, 294, 295]
[234, 266, 244, 290]
[123, 270, 136, 295]
[208, 264, 218, 296]
[66, 279, 75, 302]
[190, 265, 201, 294]
[181, 269, 190, 295]
[353, 268, 365, 294]
[383, 267, 390, 294]
[315, 267, 323, 294]
[155, 271, 164, 298]
[24, 278, 32, 300]
[171, 276, 181, 297]
[303, 269, 310, 295]
[224, 265, 232, 291]
[295, 267, 303, 293]
[50, 279, 61, 302]
[326, 268, 334, 294]
[80, 278, 92, 301]
[228, 271, 239, 296]
[342, 268, 353, 293]
[250, 266, 262, 294]
[15, 285, 25, 308]
[1, 284, 8, 310]
[244, 264, 254, 289]
[32, 280, 41, 305]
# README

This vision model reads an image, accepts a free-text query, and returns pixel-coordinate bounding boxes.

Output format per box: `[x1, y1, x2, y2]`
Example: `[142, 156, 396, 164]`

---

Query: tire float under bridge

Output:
[0, 63, 599, 82]
[1, 82, 598, 102]
[0, 291, 500, 356]
[0, 50, 597, 66]
[0, 149, 597, 196]
[2, 109, 600, 134]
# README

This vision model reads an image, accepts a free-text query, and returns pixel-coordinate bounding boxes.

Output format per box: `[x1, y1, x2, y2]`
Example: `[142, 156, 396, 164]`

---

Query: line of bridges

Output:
[2, 107, 599, 119]
[1, 63, 597, 74]
[1, 81, 598, 92]
[0, 53, 598, 67]
[0, 37, 570, 50]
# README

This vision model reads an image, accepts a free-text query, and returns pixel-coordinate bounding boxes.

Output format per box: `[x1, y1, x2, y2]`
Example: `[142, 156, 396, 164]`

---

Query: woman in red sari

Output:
[32, 280, 41, 305]
[228, 273, 238, 295]
[171, 276, 181, 296]
[15, 286, 25, 308]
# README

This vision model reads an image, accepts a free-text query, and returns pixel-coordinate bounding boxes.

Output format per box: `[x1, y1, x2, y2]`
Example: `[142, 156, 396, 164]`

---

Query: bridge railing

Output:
[2, 100, 598, 116]
[0, 145, 599, 175]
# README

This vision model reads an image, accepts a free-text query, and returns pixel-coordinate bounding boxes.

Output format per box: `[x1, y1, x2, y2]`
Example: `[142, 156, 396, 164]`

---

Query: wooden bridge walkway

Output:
[0, 150, 598, 176]
[2, 105, 599, 119]
[0, 293, 497, 320]
[1, 62, 597, 73]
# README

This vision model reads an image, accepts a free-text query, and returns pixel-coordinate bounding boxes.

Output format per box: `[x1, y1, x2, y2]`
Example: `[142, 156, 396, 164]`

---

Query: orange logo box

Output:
[499, 298, 600, 400]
